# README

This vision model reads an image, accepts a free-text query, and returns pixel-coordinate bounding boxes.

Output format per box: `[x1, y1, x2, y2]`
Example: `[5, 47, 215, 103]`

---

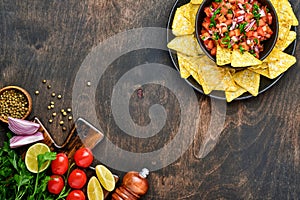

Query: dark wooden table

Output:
[0, 0, 299, 199]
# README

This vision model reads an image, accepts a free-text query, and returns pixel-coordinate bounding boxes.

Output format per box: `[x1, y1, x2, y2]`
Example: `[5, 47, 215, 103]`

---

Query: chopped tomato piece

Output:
[204, 7, 211, 17]
[211, 47, 217, 56]
[206, 40, 214, 50]
[220, 6, 228, 15]
[267, 13, 272, 24]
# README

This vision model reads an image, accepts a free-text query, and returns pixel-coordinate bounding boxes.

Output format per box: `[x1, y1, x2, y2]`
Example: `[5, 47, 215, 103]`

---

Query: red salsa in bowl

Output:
[196, 0, 278, 61]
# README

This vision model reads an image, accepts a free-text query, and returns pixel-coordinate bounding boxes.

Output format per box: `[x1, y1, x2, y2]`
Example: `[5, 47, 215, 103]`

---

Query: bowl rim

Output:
[195, 0, 279, 63]
[0, 85, 32, 123]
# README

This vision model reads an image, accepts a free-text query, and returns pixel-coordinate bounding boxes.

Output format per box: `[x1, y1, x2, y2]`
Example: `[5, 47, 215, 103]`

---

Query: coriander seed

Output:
[35, 90, 39, 95]
[67, 108, 72, 112]
[47, 85, 51, 89]
[42, 80, 47, 83]
[59, 120, 64, 125]
[57, 94, 62, 99]
[51, 92, 56, 97]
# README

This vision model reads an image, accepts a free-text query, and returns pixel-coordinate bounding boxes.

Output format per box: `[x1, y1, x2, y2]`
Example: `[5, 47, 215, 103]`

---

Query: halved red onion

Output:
[230, 21, 237, 30]
[203, 36, 212, 41]
[259, 9, 266, 17]
[236, 16, 245, 23]
[245, 19, 256, 32]
[231, 36, 239, 42]
[237, 10, 245, 15]
[238, 3, 244, 10]
[9, 132, 44, 148]
[8, 117, 40, 135]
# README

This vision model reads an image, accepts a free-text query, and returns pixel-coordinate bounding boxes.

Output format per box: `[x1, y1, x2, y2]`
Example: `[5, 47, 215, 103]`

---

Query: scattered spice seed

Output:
[51, 92, 56, 97]
[50, 105, 54, 109]
[47, 85, 51, 89]
[59, 120, 64, 125]
[52, 112, 57, 117]
[67, 108, 71, 112]
[87, 81, 91, 86]
[49, 119, 53, 123]
[62, 126, 67, 131]
[57, 95, 62, 99]
[62, 111, 67, 116]
[68, 116, 73, 120]
[61, 109, 65, 113]
[47, 106, 51, 110]
[42, 80, 46, 83]
[35, 91, 39, 95]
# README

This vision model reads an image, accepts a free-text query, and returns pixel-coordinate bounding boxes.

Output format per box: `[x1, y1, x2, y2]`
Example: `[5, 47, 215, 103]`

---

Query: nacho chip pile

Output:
[167, 0, 297, 102]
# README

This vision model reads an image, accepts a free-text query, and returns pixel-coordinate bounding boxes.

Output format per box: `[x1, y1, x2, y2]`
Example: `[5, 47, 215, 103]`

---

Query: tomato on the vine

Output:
[51, 152, 69, 175]
[68, 169, 87, 189]
[74, 147, 93, 168]
[66, 190, 86, 200]
[48, 175, 64, 195]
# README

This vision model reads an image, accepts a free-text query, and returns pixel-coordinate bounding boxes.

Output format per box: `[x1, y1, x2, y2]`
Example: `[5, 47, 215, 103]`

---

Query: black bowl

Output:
[195, 0, 279, 62]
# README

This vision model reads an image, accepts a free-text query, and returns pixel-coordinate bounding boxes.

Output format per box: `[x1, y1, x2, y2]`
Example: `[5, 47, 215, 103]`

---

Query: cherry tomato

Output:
[51, 152, 69, 175]
[74, 147, 93, 168]
[68, 169, 87, 189]
[66, 190, 86, 200]
[48, 175, 64, 195]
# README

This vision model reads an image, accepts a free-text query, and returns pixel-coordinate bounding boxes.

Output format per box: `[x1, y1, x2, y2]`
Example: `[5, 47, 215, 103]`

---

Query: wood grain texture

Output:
[0, 0, 299, 199]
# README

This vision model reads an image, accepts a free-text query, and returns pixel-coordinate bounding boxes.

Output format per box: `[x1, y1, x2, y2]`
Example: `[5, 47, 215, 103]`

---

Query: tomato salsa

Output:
[200, 0, 273, 58]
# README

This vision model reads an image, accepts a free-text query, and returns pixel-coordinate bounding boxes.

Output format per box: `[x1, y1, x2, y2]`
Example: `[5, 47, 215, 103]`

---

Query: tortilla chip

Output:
[172, 3, 194, 36]
[231, 49, 262, 67]
[248, 63, 271, 78]
[276, 31, 297, 51]
[177, 53, 192, 79]
[215, 69, 238, 92]
[189, 4, 200, 25]
[225, 85, 247, 102]
[167, 35, 203, 56]
[216, 45, 232, 66]
[233, 69, 260, 96]
[278, 0, 298, 26]
[265, 48, 296, 79]
[190, 0, 204, 4]
[195, 56, 226, 94]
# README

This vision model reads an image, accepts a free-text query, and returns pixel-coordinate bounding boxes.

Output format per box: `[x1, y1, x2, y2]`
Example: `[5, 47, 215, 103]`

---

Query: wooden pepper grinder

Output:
[112, 168, 149, 200]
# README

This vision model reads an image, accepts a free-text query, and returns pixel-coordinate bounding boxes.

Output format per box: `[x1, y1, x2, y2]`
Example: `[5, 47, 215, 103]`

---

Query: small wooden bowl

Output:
[0, 86, 32, 123]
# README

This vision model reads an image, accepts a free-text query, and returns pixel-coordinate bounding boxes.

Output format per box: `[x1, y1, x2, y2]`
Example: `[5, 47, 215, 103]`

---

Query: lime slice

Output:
[87, 176, 104, 200]
[25, 143, 51, 173]
[95, 165, 115, 192]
